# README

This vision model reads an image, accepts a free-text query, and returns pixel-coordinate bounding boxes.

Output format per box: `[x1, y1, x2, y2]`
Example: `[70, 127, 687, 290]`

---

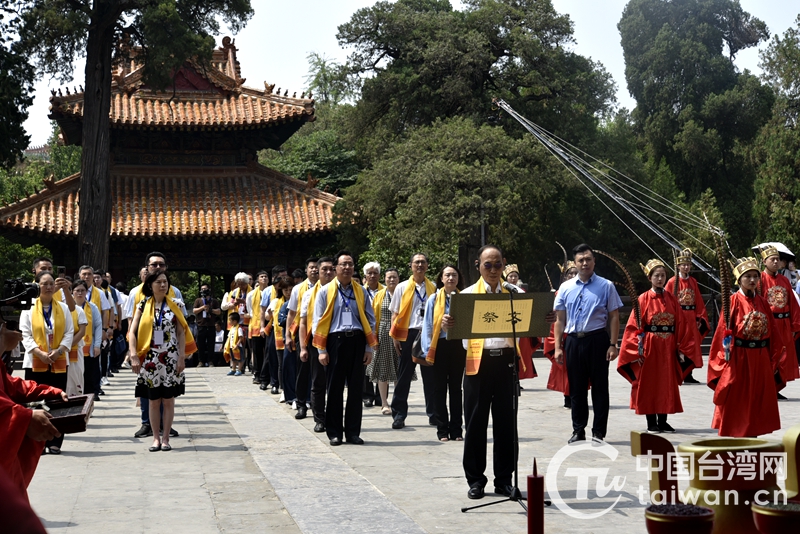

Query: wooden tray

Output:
[44, 395, 94, 434]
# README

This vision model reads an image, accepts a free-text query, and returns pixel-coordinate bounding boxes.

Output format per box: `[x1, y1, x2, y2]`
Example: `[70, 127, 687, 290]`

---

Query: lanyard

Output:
[414, 284, 427, 304]
[42, 304, 53, 330]
[154, 299, 167, 328]
[338, 284, 355, 310]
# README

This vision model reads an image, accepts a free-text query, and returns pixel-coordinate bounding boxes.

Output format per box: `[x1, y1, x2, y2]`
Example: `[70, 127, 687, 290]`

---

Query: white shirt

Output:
[87, 285, 112, 311]
[461, 280, 514, 350]
[214, 330, 225, 352]
[20, 299, 75, 368]
[74, 307, 88, 352]
[390, 279, 430, 330]
[288, 280, 313, 313]
[300, 289, 314, 319]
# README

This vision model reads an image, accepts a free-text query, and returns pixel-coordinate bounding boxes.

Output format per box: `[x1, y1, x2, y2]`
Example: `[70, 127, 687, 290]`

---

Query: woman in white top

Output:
[20, 270, 74, 454]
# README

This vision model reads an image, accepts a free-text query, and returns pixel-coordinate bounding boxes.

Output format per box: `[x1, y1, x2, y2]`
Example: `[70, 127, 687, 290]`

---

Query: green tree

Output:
[0, 2, 35, 169]
[14, 0, 253, 270]
[619, 0, 774, 249]
[337, 0, 615, 164]
[752, 17, 800, 250]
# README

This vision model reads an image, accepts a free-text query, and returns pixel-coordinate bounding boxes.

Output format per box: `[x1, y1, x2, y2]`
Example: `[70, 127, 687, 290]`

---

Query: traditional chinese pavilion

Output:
[0, 38, 339, 281]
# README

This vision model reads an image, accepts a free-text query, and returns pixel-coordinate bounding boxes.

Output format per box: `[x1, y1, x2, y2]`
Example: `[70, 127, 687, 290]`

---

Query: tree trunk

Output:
[78, 4, 117, 270]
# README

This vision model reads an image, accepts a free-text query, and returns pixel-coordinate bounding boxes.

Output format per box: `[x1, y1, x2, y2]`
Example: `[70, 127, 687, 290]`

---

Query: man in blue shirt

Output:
[312, 251, 376, 446]
[553, 243, 622, 444]
[258, 264, 287, 394]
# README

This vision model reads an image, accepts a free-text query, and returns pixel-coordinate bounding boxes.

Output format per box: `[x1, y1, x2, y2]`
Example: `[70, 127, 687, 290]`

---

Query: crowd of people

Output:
[3, 241, 800, 503]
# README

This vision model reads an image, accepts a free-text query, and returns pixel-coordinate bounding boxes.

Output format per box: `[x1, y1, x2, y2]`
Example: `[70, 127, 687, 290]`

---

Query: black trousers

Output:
[391, 329, 436, 422]
[362, 376, 376, 403]
[565, 330, 610, 437]
[432, 338, 466, 439]
[25, 368, 67, 449]
[295, 335, 312, 404]
[100, 342, 111, 377]
[462, 351, 515, 488]
[259, 335, 279, 387]
[196, 326, 216, 365]
[308, 345, 326, 424]
[83, 353, 100, 394]
[251, 335, 266, 380]
[325, 331, 366, 440]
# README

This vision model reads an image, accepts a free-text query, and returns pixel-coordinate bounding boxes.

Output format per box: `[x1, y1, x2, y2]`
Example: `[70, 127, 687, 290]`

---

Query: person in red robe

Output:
[618, 259, 699, 433]
[664, 248, 709, 384]
[757, 244, 800, 399]
[708, 257, 781, 437]
[0, 321, 66, 497]
[543, 261, 579, 408]
[501, 264, 540, 382]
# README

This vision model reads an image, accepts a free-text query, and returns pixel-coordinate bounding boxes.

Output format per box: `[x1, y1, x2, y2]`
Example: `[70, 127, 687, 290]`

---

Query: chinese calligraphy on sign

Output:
[447, 292, 555, 339]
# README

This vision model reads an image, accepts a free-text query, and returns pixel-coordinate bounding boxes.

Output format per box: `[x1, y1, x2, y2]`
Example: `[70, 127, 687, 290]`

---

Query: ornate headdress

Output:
[640, 259, 666, 278]
[503, 264, 519, 279]
[757, 245, 780, 261]
[557, 260, 577, 273]
[676, 248, 692, 265]
[729, 257, 760, 283]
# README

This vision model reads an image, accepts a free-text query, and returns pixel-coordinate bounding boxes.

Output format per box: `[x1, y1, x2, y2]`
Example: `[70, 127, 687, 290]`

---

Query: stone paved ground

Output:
[24, 356, 800, 533]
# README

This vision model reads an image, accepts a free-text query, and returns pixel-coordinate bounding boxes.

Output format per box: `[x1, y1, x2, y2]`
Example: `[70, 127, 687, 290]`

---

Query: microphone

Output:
[502, 282, 520, 293]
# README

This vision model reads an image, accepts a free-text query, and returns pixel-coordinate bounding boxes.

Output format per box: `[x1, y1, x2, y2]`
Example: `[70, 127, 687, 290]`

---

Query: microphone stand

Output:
[462, 287, 550, 513]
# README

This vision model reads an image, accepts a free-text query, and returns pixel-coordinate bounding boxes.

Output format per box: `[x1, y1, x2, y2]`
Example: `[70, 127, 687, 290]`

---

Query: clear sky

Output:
[22, 0, 799, 146]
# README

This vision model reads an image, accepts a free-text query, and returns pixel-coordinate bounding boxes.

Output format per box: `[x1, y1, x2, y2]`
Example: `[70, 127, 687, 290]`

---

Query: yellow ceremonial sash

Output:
[31, 299, 67, 373]
[69, 309, 81, 362]
[53, 289, 63, 302]
[390, 277, 436, 342]
[313, 281, 378, 350]
[372, 287, 389, 328]
[425, 288, 455, 365]
[262, 285, 279, 336]
[88, 285, 103, 313]
[248, 286, 264, 336]
[80, 301, 94, 356]
[289, 280, 313, 336]
[223, 326, 241, 362]
[273, 295, 287, 350]
[364, 282, 386, 296]
[302, 281, 322, 345]
[132, 284, 177, 307]
[136, 296, 197, 357]
[465, 278, 521, 376]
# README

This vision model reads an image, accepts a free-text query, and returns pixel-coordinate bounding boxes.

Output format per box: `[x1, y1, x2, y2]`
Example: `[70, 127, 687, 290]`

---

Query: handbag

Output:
[410, 330, 431, 366]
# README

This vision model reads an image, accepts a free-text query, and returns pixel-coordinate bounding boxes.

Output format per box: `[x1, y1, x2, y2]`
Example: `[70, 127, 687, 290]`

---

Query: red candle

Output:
[528, 458, 544, 534]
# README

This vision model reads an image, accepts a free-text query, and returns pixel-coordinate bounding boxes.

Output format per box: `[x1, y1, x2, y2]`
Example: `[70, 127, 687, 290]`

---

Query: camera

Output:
[2, 279, 39, 310]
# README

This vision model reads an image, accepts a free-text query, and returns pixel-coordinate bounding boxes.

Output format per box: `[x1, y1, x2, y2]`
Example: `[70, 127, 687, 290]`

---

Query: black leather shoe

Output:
[467, 484, 485, 500]
[271, 386, 279, 395]
[392, 419, 405, 429]
[568, 430, 586, 444]
[329, 437, 342, 446]
[295, 406, 308, 420]
[259, 383, 268, 391]
[363, 399, 374, 407]
[494, 484, 515, 497]
[346, 436, 364, 445]
[778, 392, 788, 400]
[93, 393, 101, 401]
[252, 377, 261, 384]
[658, 422, 676, 433]
[314, 423, 326, 433]
[683, 374, 700, 384]
[170, 428, 179, 438]
[134, 423, 153, 438]
[591, 431, 604, 443]
[98, 389, 105, 395]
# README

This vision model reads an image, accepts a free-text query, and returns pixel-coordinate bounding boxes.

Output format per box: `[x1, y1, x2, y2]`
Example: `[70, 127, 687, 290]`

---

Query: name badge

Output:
[202, 311, 207, 318]
[418, 308, 425, 318]
[153, 329, 164, 346]
[342, 309, 353, 327]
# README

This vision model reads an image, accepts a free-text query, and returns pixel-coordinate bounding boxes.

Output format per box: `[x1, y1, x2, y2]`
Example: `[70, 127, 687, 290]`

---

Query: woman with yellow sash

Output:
[128, 271, 197, 452]
[421, 265, 466, 441]
[264, 276, 297, 406]
[65, 284, 88, 398]
[366, 268, 401, 415]
[20, 270, 74, 454]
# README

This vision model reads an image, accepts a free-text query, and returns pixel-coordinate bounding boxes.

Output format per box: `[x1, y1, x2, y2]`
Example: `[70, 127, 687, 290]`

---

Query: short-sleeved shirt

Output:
[389, 279, 430, 330]
[193, 297, 220, 328]
[288, 280, 313, 313]
[553, 272, 623, 333]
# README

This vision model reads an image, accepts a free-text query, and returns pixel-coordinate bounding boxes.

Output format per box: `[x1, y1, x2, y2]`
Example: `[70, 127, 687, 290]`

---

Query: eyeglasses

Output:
[148, 262, 166, 268]
[482, 262, 503, 271]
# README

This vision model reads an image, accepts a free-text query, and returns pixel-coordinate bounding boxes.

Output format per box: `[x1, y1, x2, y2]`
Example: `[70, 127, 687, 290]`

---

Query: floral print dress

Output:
[135, 299, 186, 400]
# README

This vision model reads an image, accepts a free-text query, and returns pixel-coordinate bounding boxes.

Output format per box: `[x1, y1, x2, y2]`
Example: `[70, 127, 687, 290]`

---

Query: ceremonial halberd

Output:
[0, 37, 339, 281]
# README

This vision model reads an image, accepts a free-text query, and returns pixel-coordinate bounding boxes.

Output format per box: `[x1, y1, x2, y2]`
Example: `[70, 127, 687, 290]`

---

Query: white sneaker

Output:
[100, 377, 110, 386]
[122, 360, 131, 369]
[279, 392, 285, 403]
[291, 401, 297, 410]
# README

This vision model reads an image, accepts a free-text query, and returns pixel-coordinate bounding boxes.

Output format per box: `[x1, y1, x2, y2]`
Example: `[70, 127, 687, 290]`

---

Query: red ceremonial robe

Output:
[707, 291, 781, 437]
[665, 275, 709, 369]
[518, 337, 540, 380]
[0, 359, 64, 495]
[618, 290, 698, 415]
[759, 270, 800, 387]
[543, 321, 569, 394]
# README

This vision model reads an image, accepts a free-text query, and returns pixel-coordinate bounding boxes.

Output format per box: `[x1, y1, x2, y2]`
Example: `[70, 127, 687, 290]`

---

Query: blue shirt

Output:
[260, 285, 274, 309]
[312, 280, 376, 353]
[420, 289, 450, 355]
[553, 273, 622, 333]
